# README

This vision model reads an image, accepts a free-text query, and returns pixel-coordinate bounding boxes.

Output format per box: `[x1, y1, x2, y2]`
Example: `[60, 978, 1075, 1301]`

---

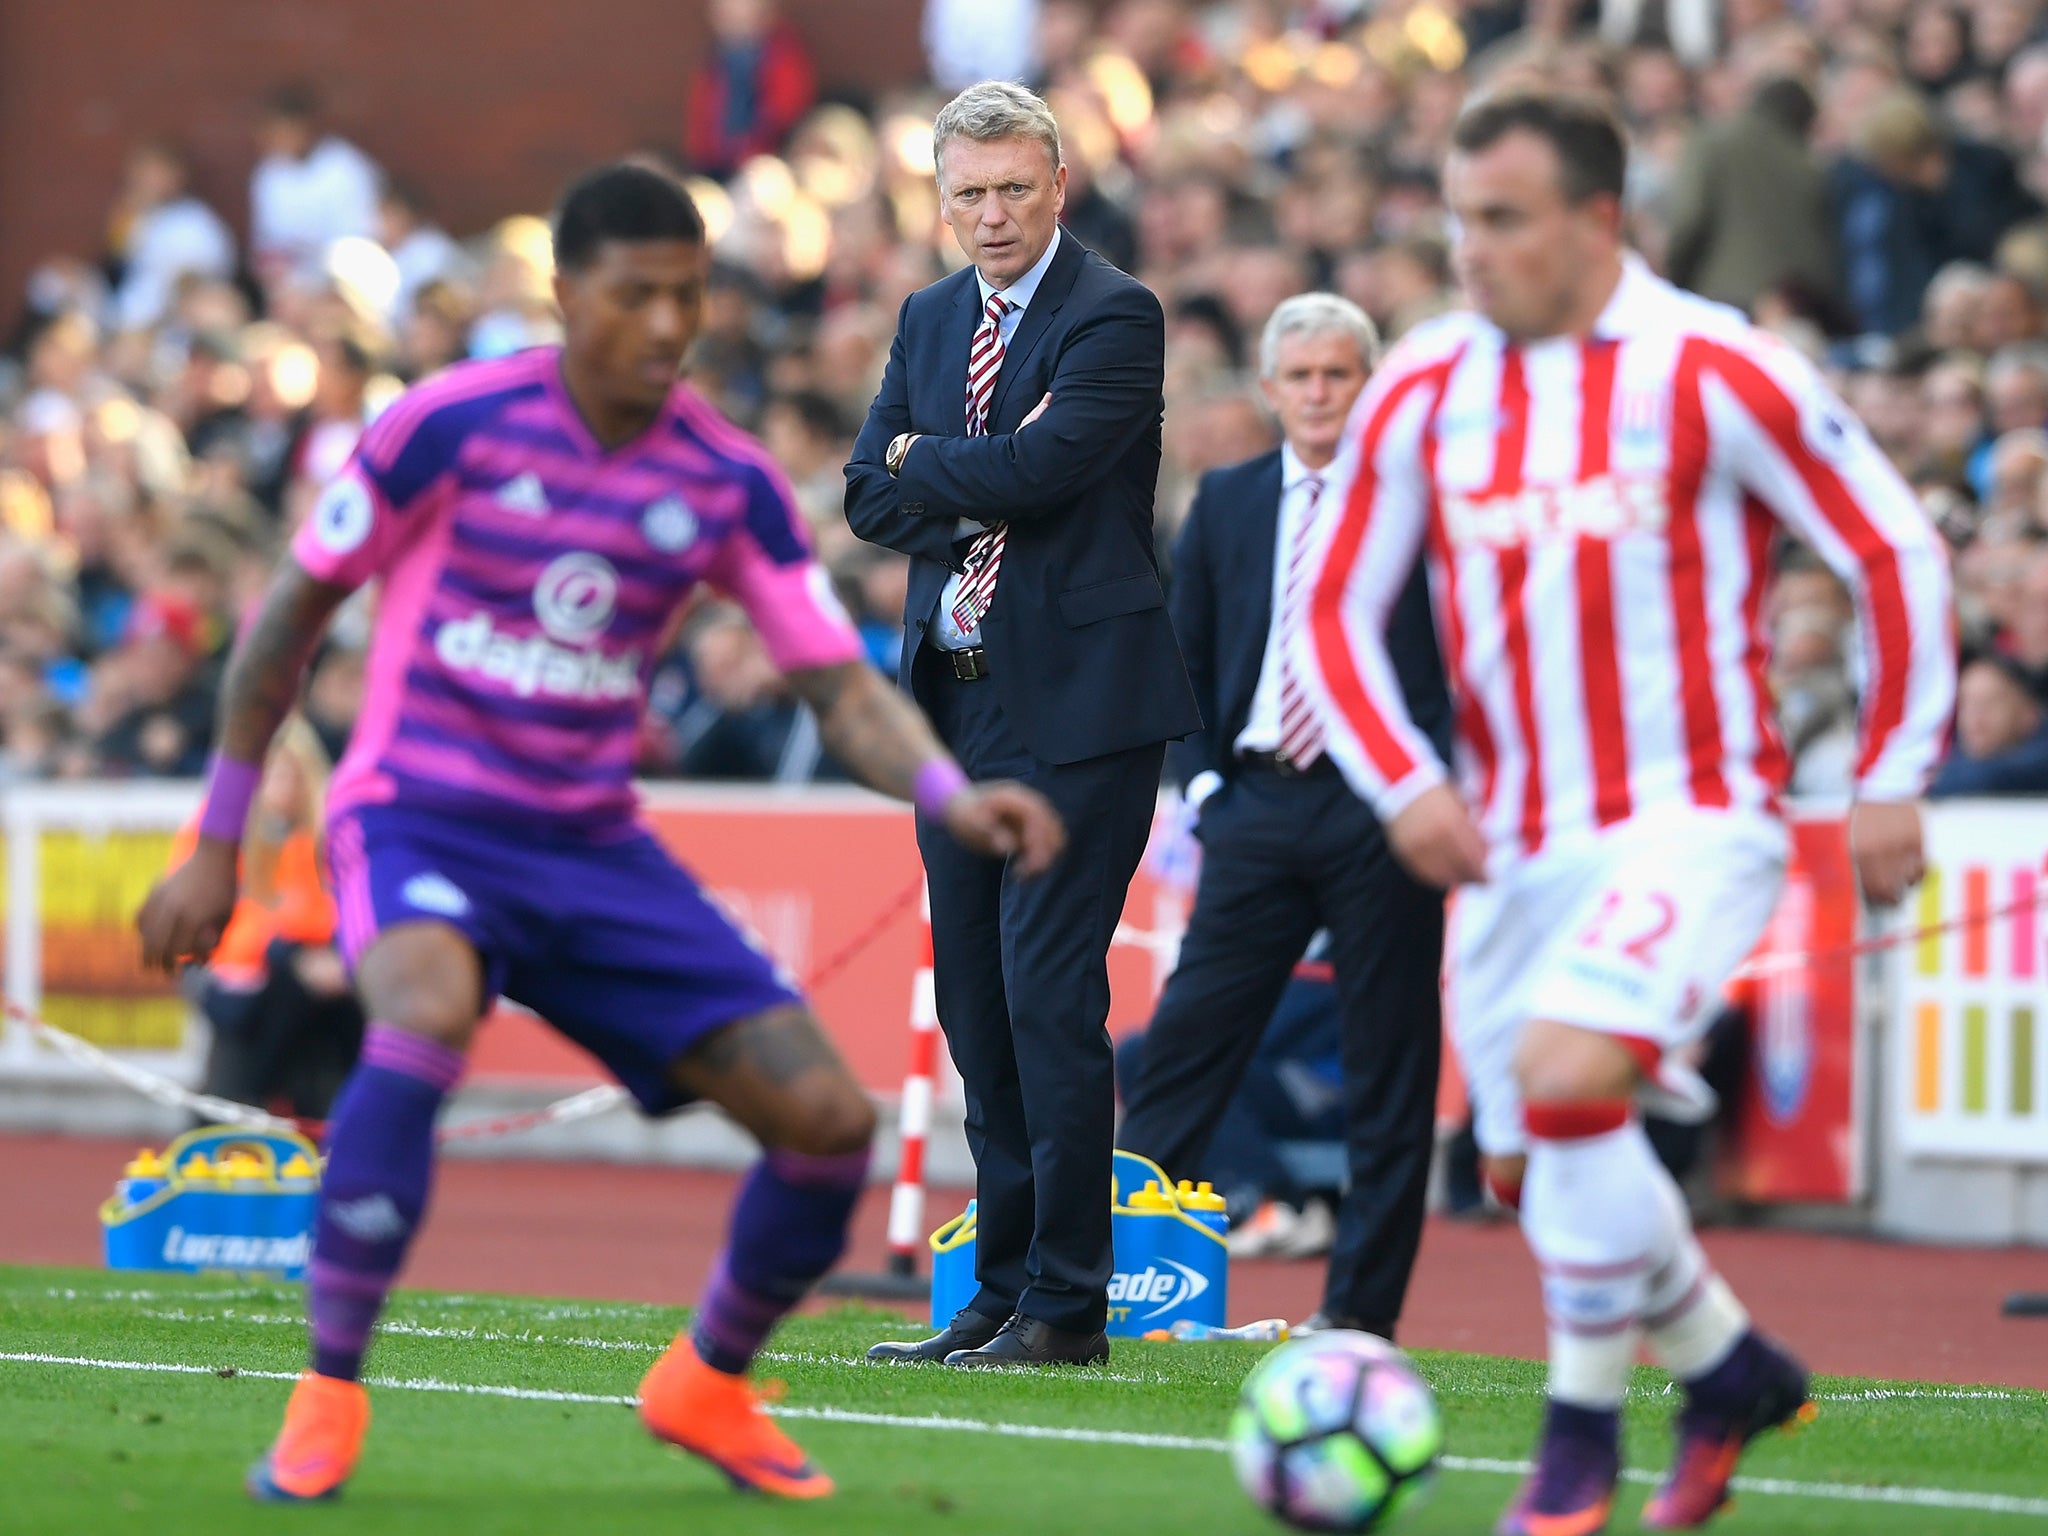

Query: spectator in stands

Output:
[106, 140, 236, 336]
[94, 590, 215, 777]
[376, 180, 473, 325]
[1666, 76, 1839, 313]
[1921, 357, 1993, 486]
[758, 389, 853, 534]
[1975, 271, 2046, 352]
[285, 327, 381, 524]
[1987, 346, 2048, 439]
[672, 604, 843, 782]
[395, 279, 477, 382]
[924, 0, 1040, 92]
[2001, 545, 2048, 674]
[1932, 653, 2048, 795]
[683, 0, 818, 178]
[1833, 87, 2039, 334]
[248, 85, 382, 292]
[235, 326, 319, 516]
[1774, 607, 1861, 795]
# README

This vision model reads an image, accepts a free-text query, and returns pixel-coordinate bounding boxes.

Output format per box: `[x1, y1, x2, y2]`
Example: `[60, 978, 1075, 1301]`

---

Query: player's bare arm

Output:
[786, 660, 1066, 874]
[135, 558, 349, 972]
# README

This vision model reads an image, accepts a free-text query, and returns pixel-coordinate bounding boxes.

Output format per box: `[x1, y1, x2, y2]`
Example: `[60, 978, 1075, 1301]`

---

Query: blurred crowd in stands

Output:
[11, 0, 2048, 793]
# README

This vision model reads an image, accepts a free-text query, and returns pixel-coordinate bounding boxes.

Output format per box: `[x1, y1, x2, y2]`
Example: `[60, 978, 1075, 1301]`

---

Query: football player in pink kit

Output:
[1299, 95, 1954, 1533]
[137, 163, 1065, 1505]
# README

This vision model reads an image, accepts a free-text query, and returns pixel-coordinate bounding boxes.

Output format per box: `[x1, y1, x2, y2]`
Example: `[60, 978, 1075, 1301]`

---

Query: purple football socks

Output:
[691, 1146, 871, 1375]
[307, 1024, 463, 1381]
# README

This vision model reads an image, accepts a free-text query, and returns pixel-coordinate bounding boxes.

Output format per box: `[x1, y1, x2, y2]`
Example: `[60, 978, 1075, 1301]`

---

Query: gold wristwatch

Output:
[886, 432, 916, 477]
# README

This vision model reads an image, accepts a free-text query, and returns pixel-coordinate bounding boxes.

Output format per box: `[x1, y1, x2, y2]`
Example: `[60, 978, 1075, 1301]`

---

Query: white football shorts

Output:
[1446, 804, 1789, 1157]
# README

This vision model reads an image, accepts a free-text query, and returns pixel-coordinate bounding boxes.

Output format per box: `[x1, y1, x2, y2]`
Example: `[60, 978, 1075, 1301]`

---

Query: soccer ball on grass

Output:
[1228, 1330, 1442, 1532]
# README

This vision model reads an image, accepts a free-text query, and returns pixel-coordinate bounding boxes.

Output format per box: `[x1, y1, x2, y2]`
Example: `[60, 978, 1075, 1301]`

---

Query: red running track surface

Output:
[6, 1134, 2042, 1390]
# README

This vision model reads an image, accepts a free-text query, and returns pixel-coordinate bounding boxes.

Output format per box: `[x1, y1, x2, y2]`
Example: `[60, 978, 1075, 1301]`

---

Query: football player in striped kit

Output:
[1299, 92, 1954, 1533]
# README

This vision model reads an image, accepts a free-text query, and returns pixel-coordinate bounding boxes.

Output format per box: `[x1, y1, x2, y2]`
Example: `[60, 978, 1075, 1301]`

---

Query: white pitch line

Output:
[2, 1351, 2044, 1519]
[109, 1306, 2046, 1404]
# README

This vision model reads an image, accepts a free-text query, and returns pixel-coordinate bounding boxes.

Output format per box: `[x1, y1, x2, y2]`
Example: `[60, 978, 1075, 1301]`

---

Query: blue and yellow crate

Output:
[101, 1124, 323, 1280]
[929, 1149, 1228, 1337]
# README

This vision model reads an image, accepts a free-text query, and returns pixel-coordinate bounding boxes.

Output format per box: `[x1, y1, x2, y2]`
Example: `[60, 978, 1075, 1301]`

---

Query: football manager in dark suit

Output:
[845, 80, 1198, 1368]
[1117, 293, 1451, 1341]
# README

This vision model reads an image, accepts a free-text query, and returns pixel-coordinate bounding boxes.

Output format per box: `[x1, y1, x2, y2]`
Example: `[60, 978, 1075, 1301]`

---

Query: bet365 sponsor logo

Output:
[1442, 473, 1670, 552]
[1104, 1259, 1210, 1324]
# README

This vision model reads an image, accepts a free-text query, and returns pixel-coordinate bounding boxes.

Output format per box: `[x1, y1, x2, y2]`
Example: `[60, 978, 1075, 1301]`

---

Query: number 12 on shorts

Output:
[1577, 888, 1677, 969]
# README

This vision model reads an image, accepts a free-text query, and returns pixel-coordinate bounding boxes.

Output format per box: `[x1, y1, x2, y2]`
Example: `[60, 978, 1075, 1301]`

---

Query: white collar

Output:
[1590, 253, 1663, 340]
[977, 226, 1062, 314]
[1281, 442, 1328, 492]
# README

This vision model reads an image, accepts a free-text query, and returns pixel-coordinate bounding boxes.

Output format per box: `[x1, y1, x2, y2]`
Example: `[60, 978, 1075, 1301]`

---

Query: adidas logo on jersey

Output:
[434, 611, 641, 701]
[496, 472, 549, 516]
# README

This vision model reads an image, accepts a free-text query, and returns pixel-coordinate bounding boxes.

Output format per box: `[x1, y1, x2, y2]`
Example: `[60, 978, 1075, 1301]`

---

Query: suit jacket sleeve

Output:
[1166, 472, 1223, 788]
[843, 296, 967, 568]
[894, 281, 1164, 524]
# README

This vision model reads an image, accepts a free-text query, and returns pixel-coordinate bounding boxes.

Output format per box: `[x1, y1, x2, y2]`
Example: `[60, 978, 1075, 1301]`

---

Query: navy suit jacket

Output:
[844, 235, 1200, 764]
[1167, 449, 1453, 791]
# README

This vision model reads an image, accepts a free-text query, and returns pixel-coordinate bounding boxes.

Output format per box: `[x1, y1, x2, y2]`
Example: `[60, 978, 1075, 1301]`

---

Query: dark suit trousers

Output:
[913, 645, 1162, 1334]
[1117, 764, 1443, 1337]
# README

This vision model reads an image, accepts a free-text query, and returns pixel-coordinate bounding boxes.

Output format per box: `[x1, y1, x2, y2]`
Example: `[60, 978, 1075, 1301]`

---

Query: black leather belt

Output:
[937, 646, 991, 681]
[1237, 749, 1337, 779]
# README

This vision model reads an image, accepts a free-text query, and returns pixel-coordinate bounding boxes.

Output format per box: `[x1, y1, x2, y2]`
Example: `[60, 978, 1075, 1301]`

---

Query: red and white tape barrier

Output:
[883, 890, 939, 1274]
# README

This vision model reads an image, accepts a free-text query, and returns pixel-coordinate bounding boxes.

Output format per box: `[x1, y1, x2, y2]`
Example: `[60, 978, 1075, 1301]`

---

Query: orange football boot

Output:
[246, 1371, 370, 1503]
[638, 1334, 834, 1499]
[1642, 1338, 1814, 1530]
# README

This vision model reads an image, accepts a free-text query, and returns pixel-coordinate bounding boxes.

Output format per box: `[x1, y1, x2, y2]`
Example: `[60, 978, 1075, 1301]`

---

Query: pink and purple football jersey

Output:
[292, 349, 862, 828]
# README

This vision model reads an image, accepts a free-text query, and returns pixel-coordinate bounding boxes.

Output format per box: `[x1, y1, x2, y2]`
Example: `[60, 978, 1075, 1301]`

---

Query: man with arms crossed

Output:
[1301, 93, 1953, 1533]
[846, 81, 1199, 1368]
[139, 162, 1064, 1504]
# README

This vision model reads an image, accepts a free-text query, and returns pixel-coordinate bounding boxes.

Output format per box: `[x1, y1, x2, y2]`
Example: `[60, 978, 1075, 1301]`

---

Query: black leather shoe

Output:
[945, 1314, 1111, 1368]
[866, 1306, 1008, 1363]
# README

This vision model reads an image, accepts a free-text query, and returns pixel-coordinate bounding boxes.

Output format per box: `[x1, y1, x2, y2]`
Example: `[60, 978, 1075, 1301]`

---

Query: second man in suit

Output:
[1117, 293, 1451, 1341]
[845, 81, 1199, 1367]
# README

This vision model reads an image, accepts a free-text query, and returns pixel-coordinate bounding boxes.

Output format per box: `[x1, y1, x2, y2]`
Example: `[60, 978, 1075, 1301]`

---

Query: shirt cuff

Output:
[1185, 770, 1224, 809]
[1372, 760, 1449, 826]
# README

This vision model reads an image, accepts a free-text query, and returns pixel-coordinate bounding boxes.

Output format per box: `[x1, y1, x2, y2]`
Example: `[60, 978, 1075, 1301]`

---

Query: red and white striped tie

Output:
[1276, 474, 1327, 769]
[950, 291, 1012, 634]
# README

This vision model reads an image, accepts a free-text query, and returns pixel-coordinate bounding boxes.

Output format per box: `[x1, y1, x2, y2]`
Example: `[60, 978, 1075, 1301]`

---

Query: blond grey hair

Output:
[932, 81, 1063, 182]
[1259, 293, 1382, 380]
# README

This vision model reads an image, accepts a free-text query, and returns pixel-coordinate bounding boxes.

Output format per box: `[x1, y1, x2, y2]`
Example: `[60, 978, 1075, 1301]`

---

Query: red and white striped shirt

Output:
[1298, 258, 1954, 863]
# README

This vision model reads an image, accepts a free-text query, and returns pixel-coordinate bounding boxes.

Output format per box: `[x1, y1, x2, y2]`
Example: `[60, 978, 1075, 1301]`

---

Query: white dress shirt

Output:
[931, 227, 1063, 651]
[1235, 444, 1331, 755]
[1185, 444, 1331, 810]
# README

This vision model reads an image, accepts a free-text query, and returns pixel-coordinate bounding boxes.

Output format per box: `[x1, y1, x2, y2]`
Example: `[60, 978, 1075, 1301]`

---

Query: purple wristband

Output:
[197, 753, 261, 843]
[912, 758, 971, 821]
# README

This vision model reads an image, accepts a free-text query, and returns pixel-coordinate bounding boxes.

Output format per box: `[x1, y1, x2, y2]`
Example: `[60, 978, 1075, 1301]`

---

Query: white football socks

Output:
[1640, 1165, 1749, 1381]
[1521, 1107, 1683, 1409]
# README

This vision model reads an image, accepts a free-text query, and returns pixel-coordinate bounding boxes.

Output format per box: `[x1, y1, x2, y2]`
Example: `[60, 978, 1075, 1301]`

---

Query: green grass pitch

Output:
[1, 1265, 2043, 1534]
